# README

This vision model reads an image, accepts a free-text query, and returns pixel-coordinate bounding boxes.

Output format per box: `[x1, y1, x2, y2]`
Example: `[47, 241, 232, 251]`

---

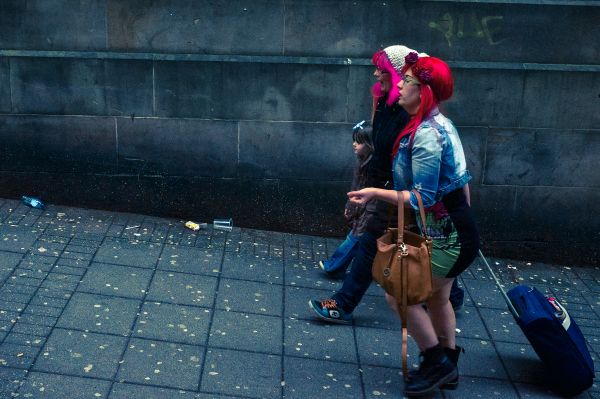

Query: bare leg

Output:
[384, 277, 455, 351]
[427, 278, 456, 349]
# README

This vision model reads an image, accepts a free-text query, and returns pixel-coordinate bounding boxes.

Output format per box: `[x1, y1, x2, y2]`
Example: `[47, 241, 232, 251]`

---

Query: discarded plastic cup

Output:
[213, 218, 233, 231]
[22, 195, 45, 210]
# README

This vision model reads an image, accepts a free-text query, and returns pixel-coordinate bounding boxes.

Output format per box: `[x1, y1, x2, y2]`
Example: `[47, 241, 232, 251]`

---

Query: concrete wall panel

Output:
[0, 115, 117, 173]
[484, 129, 600, 188]
[0, 0, 106, 50]
[520, 71, 600, 130]
[11, 58, 153, 116]
[284, 1, 599, 64]
[0, 58, 10, 113]
[456, 127, 487, 186]
[107, 0, 284, 55]
[117, 117, 238, 177]
[513, 186, 600, 243]
[238, 121, 354, 180]
[155, 61, 349, 122]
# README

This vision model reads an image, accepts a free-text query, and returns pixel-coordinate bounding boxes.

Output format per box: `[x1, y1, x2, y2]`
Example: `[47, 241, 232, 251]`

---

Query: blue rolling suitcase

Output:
[479, 251, 595, 397]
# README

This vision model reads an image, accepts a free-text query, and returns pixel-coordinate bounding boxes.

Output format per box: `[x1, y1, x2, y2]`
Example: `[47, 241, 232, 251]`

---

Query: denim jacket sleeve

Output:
[408, 125, 442, 209]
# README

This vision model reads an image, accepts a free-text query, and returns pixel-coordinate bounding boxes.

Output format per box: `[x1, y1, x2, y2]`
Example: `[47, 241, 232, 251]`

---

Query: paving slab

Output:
[0, 199, 597, 398]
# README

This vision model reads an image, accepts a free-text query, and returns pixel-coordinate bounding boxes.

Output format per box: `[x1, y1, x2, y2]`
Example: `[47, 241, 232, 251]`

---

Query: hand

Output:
[347, 188, 376, 205]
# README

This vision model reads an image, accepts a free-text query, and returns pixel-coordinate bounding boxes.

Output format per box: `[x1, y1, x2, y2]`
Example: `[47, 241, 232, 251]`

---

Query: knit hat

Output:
[372, 45, 426, 106]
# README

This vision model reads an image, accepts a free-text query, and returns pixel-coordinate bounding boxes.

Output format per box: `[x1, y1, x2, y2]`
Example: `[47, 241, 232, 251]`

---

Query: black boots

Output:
[441, 345, 464, 390]
[404, 344, 458, 397]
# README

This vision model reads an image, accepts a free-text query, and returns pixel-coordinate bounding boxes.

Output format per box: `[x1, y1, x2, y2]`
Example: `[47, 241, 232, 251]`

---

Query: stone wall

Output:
[0, 0, 598, 264]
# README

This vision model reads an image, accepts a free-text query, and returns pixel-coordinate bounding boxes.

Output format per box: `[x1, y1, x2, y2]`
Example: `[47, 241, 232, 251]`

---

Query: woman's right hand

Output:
[347, 188, 377, 205]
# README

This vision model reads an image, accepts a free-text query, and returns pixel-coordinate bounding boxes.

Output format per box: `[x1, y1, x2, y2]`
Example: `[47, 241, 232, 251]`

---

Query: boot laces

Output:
[320, 299, 339, 309]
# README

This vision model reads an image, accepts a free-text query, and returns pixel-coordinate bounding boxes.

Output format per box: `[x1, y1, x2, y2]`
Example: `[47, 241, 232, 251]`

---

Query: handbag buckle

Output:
[383, 267, 390, 277]
[399, 242, 408, 256]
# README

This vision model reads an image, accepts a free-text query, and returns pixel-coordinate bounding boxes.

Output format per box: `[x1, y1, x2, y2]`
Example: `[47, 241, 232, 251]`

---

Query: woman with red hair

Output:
[348, 53, 479, 396]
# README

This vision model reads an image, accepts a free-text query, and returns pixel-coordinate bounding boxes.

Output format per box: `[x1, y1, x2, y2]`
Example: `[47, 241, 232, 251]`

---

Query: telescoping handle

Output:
[478, 250, 520, 319]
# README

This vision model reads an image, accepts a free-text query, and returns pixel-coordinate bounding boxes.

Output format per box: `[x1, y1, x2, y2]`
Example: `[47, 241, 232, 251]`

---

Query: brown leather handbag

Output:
[372, 189, 433, 377]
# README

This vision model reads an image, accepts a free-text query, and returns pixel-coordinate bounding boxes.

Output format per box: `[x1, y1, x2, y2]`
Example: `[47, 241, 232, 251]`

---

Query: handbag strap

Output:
[396, 189, 429, 247]
[396, 189, 428, 379]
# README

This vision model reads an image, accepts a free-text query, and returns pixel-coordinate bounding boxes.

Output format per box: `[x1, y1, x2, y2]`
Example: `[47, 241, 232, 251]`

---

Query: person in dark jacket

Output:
[320, 121, 374, 276]
[309, 45, 416, 323]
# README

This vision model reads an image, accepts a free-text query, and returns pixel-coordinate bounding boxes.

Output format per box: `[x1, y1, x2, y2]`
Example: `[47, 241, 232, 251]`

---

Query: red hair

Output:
[392, 56, 453, 156]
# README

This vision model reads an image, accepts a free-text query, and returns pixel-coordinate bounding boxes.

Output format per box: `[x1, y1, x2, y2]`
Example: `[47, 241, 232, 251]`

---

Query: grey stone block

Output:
[346, 65, 376, 123]
[94, 238, 162, 268]
[495, 341, 546, 384]
[155, 61, 349, 122]
[146, 270, 217, 308]
[0, 342, 39, 369]
[34, 328, 127, 379]
[453, 305, 491, 340]
[479, 307, 529, 344]
[133, 302, 210, 345]
[520, 71, 600, 129]
[78, 262, 153, 299]
[446, 69, 523, 128]
[284, 2, 600, 64]
[0, 225, 40, 253]
[220, 253, 283, 284]
[0, 58, 9, 113]
[514, 186, 600, 243]
[158, 246, 222, 276]
[0, 114, 117, 174]
[3, 332, 46, 347]
[56, 292, 140, 336]
[282, 356, 362, 399]
[485, 129, 600, 187]
[0, 367, 27, 398]
[469, 184, 518, 242]
[117, 338, 204, 390]
[208, 310, 281, 354]
[107, 0, 284, 54]
[445, 376, 519, 399]
[284, 285, 337, 319]
[0, 1, 106, 50]
[285, 259, 341, 291]
[117, 117, 238, 177]
[0, 251, 22, 281]
[284, 317, 356, 362]
[457, 126, 487, 185]
[16, 371, 111, 399]
[457, 337, 508, 379]
[353, 293, 401, 331]
[201, 348, 280, 398]
[215, 278, 283, 316]
[361, 365, 406, 399]
[355, 326, 408, 368]
[238, 121, 355, 179]
[11, 58, 151, 116]
[110, 383, 219, 399]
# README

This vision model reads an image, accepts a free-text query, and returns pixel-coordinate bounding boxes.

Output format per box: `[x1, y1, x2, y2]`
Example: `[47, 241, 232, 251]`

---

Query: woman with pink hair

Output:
[348, 53, 479, 396]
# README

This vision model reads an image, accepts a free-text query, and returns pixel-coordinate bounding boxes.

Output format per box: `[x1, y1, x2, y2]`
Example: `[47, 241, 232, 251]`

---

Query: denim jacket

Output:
[392, 108, 471, 210]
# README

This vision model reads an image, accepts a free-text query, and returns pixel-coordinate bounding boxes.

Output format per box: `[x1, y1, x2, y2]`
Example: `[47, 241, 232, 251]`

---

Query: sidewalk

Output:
[0, 197, 597, 399]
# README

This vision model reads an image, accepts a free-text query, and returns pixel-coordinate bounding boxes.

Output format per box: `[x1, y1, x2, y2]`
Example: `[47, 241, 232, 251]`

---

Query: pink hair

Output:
[392, 56, 453, 156]
[371, 50, 402, 107]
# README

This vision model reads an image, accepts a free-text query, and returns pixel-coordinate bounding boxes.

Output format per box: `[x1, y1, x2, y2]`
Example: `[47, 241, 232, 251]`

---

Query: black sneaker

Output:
[404, 352, 457, 397]
[308, 298, 352, 324]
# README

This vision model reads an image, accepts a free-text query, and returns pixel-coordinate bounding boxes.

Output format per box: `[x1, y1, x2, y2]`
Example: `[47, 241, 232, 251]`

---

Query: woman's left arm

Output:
[409, 127, 443, 208]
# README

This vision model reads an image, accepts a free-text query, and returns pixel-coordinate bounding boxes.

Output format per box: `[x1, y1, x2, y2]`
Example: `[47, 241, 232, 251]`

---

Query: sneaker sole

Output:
[404, 368, 458, 397]
[308, 299, 351, 325]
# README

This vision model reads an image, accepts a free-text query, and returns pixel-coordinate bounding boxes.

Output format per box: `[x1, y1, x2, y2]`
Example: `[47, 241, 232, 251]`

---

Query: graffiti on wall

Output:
[429, 12, 506, 47]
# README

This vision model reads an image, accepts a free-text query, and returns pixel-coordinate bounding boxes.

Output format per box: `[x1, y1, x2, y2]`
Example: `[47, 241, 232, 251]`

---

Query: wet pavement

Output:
[0, 197, 598, 398]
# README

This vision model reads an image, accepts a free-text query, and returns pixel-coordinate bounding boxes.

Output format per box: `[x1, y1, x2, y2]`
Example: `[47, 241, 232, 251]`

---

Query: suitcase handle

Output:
[478, 250, 520, 319]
